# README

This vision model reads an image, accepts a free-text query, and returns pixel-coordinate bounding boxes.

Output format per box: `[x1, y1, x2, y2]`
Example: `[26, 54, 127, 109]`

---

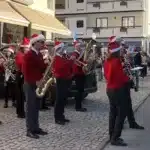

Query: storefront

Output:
[0, 0, 71, 44]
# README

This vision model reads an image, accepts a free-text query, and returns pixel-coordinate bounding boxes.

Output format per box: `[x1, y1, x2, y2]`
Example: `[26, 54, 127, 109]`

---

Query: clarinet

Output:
[122, 55, 137, 91]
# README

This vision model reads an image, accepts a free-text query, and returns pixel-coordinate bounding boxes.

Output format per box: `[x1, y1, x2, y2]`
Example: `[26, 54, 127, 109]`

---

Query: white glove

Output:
[70, 55, 76, 61]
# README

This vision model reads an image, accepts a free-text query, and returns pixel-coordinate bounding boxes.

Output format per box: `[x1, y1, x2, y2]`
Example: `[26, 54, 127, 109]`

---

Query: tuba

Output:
[0, 44, 17, 81]
[36, 48, 55, 98]
[82, 43, 97, 74]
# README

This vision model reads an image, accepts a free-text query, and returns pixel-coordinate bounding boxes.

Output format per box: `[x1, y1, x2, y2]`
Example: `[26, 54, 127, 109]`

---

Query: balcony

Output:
[81, 26, 143, 38]
[86, 0, 145, 13]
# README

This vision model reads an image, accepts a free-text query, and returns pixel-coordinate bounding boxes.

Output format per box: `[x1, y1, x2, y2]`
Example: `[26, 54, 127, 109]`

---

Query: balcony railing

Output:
[56, 0, 145, 15]
[79, 26, 143, 38]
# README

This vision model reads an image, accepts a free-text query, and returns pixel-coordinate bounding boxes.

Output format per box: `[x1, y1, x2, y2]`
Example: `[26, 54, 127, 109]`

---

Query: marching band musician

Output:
[104, 36, 129, 146]
[72, 40, 87, 112]
[3, 46, 16, 108]
[121, 42, 144, 130]
[52, 40, 74, 125]
[15, 37, 30, 118]
[22, 34, 48, 139]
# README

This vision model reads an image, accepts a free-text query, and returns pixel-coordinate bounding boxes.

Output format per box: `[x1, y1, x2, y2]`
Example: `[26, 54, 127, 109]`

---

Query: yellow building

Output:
[0, 0, 71, 44]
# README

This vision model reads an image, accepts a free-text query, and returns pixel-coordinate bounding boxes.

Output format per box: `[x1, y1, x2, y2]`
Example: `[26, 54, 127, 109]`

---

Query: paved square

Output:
[0, 77, 150, 150]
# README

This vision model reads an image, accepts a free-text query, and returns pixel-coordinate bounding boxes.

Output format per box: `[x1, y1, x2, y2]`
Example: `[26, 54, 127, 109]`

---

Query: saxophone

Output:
[36, 55, 55, 98]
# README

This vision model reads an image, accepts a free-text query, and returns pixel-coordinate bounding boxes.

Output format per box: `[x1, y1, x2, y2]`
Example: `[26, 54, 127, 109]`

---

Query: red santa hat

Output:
[7, 46, 15, 53]
[30, 34, 45, 45]
[20, 37, 30, 48]
[108, 36, 122, 44]
[54, 40, 64, 50]
[108, 42, 122, 53]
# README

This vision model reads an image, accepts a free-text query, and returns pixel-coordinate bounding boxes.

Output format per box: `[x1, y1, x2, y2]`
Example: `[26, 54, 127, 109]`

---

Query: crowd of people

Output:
[0, 34, 148, 144]
[0, 34, 90, 139]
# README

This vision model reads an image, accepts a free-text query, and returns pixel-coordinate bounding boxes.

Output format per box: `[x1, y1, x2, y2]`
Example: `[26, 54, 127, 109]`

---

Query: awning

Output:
[0, 0, 29, 26]
[9, 1, 71, 36]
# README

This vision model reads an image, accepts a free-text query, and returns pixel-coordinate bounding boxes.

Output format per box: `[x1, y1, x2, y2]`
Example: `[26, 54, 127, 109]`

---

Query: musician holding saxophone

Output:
[22, 34, 48, 139]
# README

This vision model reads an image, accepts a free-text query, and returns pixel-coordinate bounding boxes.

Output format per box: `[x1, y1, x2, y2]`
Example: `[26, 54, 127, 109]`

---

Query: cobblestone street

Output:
[0, 76, 150, 150]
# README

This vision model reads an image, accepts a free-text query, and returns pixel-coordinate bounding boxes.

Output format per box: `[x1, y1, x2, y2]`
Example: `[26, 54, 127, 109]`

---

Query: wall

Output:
[29, 0, 55, 40]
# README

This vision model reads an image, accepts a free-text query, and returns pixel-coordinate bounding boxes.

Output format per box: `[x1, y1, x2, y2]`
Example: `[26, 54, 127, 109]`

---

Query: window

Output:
[47, 0, 54, 10]
[122, 17, 135, 27]
[96, 18, 108, 28]
[76, 20, 84, 28]
[77, 0, 84, 3]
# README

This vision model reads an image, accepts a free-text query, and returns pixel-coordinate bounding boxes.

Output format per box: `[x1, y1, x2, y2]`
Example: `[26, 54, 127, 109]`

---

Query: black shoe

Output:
[4, 103, 8, 108]
[26, 131, 39, 139]
[76, 108, 87, 112]
[17, 114, 25, 119]
[130, 123, 144, 130]
[55, 120, 65, 125]
[40, 106, 50, 111]
[0, 121, 2, 124]
[34, 128, 48, 135]
[63, 118, 70, 123]
[110, 137, 124, 142]
[111, 138, 127, 146]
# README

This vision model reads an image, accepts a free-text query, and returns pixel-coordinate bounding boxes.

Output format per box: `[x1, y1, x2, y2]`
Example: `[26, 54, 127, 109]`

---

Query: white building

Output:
[55, 0, 150, 50]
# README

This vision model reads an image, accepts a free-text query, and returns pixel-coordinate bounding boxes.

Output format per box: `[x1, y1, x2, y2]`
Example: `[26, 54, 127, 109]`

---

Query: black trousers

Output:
[124, 83, 136, 125]
[24, 82, 40, 132]
[141, 64, 147, 77]
[74, 75, 85, 109]
[16, 72, 25, 116]
[4, 80, 16, 104]
[107, 85, 128, 141]
[54, 78, 71, 121]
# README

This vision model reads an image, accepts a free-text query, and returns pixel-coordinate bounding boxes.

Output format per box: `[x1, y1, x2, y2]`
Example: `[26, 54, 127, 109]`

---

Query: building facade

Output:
[55, 0, 150, 50]
[2, 0, 55, 43]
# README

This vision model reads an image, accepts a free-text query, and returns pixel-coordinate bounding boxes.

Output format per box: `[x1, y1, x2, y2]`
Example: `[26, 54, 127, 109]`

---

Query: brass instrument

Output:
[36, 49, 55, 98]
[82, 44, 97, 74]
[0, 45, 17, 81]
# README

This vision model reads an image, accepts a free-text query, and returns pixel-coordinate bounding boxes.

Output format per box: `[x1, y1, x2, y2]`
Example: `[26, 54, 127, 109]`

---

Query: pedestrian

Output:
[22, 34, 48, 139]
[104, 36, 129, 146]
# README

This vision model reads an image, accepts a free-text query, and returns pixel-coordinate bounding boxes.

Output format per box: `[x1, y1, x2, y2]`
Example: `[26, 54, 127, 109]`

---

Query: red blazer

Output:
[52, 55, 73, 79]
[22, 50, 46, 84]
[72, 51, 85, 76]
[0, 65, 4, 73]
[104, 57, 129, 89]
[15, 51, 24, 72]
